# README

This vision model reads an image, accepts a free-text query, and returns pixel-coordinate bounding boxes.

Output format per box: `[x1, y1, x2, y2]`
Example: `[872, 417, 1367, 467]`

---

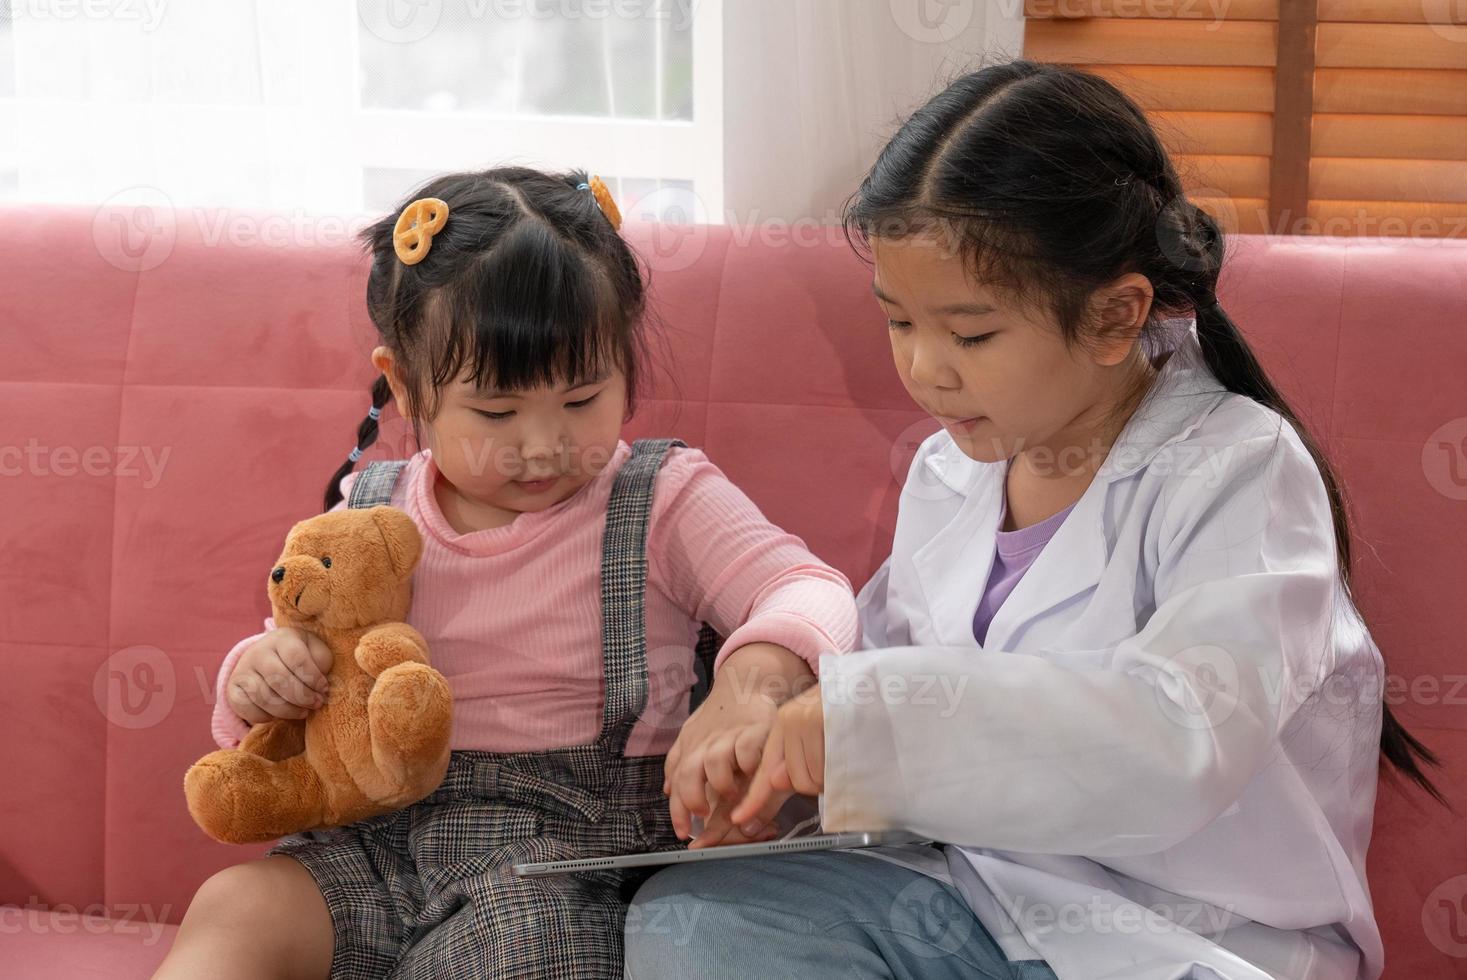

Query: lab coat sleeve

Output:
[819, 431, 1338, 857]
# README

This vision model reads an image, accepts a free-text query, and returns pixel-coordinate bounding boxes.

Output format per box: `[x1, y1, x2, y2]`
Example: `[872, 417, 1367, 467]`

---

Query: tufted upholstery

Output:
[1, 205, 1463, 977]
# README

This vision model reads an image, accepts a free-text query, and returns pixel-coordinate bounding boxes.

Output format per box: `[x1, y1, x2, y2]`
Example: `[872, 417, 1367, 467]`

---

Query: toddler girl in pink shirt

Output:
[154, 167, 858, 980]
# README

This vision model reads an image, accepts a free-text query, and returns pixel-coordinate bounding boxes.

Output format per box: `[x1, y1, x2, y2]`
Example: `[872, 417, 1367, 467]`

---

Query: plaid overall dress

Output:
[266, 438, 716, 979]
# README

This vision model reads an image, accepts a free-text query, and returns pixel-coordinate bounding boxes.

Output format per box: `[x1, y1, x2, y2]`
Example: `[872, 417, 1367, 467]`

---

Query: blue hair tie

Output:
[368, 405, 381, 421]
[576, 182, 590, 190]
[348, 446, 363, 463]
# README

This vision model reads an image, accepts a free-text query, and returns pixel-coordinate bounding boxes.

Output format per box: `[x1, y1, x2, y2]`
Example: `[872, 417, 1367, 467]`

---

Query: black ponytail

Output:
[845, 59, 1447, 808]
[1189, 210, 1447, 807]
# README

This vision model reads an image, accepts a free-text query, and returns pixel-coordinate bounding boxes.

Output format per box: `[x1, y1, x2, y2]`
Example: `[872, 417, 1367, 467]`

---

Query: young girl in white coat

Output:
[626, 60, 1446, 980]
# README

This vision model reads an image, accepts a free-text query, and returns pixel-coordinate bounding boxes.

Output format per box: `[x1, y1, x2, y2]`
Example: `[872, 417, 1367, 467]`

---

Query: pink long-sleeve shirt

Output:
[211, 441, 859, 757]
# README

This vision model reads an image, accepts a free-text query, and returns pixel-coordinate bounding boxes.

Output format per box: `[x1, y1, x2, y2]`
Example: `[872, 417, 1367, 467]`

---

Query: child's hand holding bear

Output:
[226, 627, 334, 724]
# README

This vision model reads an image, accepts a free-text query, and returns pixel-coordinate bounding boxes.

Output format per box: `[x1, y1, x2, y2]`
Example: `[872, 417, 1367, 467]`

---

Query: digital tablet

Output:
[512, 829, 929, 878]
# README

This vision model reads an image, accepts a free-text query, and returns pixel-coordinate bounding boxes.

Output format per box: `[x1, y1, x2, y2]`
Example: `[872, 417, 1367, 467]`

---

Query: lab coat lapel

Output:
[981, 483, 1108, 652]
[909, 454, 1004, 647]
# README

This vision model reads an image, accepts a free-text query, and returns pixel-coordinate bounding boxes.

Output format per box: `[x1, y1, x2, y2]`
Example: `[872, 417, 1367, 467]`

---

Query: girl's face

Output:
[870, 234, 1154, 473]
[373, 346, 626, 518]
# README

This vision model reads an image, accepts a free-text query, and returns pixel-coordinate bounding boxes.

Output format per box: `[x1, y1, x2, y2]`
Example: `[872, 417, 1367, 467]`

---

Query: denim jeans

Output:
[623, 849, 1059, 979]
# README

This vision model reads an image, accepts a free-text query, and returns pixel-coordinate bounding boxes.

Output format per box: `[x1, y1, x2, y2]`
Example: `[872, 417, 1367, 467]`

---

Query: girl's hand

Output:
[225, 627, 333, 725]
[731, 683, 825, 828]
[688, 780, 796, 849]
[662, 681, 781, 841]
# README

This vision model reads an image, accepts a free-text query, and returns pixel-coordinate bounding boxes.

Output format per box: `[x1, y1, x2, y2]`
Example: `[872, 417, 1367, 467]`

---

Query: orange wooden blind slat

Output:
[1151, 111, 1274, 155]
[1313, 114, 1467, 161]
[1024, 0, 1278, 19]
[1175, 154, 1272, 198]
[1024, 19, 1278, 66]
[1311, 157, 1467, 202]
[1316, 23, 1467, 69]
[1317, 0, 1467, 24]
[1307, 199, 1467, 236]
[1315, 68, 1467, 115]
[1084, 65, 1275, 112]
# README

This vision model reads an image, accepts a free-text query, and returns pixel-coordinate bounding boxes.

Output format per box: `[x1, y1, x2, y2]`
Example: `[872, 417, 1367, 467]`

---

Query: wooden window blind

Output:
[1023, 0, 1467, 238]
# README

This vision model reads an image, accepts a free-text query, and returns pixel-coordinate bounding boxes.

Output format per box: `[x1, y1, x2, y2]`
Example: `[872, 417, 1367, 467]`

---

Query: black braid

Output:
[323, 374, 393, 512]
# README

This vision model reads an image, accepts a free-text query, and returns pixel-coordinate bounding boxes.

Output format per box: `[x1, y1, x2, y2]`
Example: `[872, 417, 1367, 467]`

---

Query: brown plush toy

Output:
[184, 505, 453, 845]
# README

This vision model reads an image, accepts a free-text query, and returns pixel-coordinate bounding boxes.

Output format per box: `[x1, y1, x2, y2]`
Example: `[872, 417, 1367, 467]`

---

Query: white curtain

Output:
[1, 1, 365, 213]
[721, 0, 1025, 225]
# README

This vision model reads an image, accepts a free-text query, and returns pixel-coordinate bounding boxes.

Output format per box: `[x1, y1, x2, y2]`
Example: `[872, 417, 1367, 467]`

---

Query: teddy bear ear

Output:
[368, 506, 422, 579]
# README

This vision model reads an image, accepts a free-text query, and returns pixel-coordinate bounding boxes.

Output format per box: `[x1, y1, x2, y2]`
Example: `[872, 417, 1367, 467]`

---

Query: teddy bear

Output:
[184, 505, 453, 844]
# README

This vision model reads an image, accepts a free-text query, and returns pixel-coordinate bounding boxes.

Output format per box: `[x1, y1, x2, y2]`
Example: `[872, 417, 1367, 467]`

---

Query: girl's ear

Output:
[1086, 273, 1154, 367]
[371, 346, 414, 419]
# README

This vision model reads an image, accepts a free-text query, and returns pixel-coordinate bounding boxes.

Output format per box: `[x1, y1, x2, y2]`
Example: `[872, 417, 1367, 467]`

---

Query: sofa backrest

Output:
[2, 206, 1463, 975]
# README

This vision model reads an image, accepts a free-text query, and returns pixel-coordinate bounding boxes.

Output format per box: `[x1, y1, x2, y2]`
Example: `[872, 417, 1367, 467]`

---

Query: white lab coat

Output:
[818, 319, 1384, 980]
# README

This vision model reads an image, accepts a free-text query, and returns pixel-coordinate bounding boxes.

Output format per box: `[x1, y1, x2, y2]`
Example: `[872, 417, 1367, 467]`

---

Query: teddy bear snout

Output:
[267, 558, 332, 614]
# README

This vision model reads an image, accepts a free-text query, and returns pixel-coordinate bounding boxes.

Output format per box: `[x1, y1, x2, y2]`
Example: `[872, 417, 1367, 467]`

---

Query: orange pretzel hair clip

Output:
[393, 197, 450, 265]
[585, 176, 622, 232]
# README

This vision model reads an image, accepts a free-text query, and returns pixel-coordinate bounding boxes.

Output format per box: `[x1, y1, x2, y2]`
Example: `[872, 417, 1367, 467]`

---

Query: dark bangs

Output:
[422, 217, 631, 409]
[842, 60, 1181, 335]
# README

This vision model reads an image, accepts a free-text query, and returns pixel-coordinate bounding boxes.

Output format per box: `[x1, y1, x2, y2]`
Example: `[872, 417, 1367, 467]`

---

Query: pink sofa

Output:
[2, 204, 1463, 978]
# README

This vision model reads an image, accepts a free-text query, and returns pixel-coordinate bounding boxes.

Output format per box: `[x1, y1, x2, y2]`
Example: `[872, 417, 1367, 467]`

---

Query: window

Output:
[0, 9, 13, 200]
[0, 0, 722, 222]
[0, 9, 12, 98]
[354, 0, 720, 222]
